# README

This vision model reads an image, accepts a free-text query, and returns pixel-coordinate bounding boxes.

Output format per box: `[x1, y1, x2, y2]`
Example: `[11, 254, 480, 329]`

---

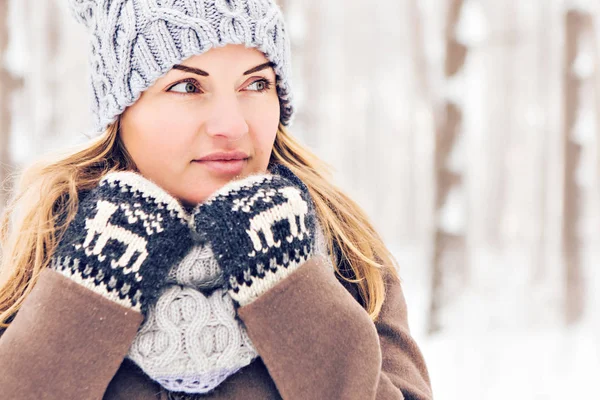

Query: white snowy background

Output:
[1, 0, 600, 399]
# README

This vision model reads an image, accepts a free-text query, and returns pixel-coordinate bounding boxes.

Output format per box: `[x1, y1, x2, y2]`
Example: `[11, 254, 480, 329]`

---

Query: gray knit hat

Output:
[69, 0, 294, 136]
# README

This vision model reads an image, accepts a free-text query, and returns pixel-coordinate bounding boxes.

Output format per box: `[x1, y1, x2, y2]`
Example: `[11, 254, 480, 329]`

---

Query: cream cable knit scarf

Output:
[127, 224, 331, 394]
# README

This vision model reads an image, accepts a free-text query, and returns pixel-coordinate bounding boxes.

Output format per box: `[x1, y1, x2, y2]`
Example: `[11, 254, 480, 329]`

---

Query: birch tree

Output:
[428, 0, 467, 334]
[563, 9, 594, 325]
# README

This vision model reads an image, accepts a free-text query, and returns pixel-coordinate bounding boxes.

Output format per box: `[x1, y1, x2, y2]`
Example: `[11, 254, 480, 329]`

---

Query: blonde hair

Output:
[0, 121, 398, 329]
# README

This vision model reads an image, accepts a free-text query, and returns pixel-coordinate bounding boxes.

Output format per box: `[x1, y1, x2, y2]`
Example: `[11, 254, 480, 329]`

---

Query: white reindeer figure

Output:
[80, 200, 149, 281]
[246, 187, 310, 256]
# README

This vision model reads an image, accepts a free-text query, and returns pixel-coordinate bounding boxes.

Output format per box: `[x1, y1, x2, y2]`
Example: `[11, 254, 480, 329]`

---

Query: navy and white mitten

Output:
[191, 164, 316, 307]
[50, 171, 193, 314]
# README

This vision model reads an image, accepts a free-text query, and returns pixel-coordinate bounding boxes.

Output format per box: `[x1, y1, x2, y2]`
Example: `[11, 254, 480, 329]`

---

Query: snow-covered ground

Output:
[421, 325, 599, 399]
[395, 243, 600, 399]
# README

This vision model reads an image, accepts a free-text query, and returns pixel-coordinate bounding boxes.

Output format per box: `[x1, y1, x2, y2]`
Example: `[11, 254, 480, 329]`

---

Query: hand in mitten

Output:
[190, 164, 316, 307]
[50, 171, 193, 314]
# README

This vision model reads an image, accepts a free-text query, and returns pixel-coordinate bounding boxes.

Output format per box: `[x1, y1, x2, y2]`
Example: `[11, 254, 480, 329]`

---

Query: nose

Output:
[203, 94, 249, 142]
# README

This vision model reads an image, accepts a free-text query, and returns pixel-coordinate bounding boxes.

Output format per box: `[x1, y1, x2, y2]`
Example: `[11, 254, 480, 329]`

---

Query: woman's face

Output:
[120, 44, 280, 206]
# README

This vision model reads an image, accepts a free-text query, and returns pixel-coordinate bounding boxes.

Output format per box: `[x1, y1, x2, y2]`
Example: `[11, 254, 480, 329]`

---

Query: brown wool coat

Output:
[0, 256, 433, 400]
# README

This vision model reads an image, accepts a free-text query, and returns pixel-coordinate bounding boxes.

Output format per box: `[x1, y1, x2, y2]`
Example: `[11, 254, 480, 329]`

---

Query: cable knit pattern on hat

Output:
[68, 0, 295, 135]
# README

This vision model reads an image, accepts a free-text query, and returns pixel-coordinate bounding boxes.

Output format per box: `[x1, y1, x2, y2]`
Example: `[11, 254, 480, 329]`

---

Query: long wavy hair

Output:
[0, 120, 398, 329]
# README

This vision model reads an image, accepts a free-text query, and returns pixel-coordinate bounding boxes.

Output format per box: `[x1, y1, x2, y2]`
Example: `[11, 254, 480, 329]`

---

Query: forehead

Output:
[176, 44, 271, 74]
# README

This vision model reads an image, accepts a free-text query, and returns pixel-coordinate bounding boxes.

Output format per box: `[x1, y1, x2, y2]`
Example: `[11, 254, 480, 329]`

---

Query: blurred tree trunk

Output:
[428, 0, 466, 334]
[563, 10, 590, 325]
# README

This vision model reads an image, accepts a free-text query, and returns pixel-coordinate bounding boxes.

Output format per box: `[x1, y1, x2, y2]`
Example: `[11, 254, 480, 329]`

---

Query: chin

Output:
[180, 194, 209, 207]
[178, 171, 262, 207]
[179, 185, 225, 207]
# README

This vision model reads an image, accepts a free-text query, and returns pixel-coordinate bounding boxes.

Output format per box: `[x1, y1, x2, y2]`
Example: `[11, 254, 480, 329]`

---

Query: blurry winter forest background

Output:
[1, 0, 600, 398]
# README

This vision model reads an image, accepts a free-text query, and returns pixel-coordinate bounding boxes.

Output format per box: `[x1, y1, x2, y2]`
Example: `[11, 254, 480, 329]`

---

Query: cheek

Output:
[119, 103, 199, 197]
[121, 103, 196, 164]
[246, 100, 280, 170]
[250, 118, 278, 171]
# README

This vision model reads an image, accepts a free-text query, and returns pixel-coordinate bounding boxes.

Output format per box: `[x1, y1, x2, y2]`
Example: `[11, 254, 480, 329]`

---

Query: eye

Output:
[245, 78, 272, 93]
[167, 79, 201, 94]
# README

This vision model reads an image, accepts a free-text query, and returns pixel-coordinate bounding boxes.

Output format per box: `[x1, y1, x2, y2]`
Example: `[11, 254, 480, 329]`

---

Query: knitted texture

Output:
[166, 244, 224, 288]
[127, 243, 258, 394]
[68, 0, 295, 135]
[191, 164, 316, 307]
[50, 171, 193, 313]
[127, 216, 333, 395]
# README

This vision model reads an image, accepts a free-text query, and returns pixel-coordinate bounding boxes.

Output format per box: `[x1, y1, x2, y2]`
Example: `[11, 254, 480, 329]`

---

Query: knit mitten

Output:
[190, 164, 316, 307]
[50, 171, 193, 314]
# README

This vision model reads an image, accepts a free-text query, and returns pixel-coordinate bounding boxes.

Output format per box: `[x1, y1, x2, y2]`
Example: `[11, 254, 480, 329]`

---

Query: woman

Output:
[0, 0, 433, 399]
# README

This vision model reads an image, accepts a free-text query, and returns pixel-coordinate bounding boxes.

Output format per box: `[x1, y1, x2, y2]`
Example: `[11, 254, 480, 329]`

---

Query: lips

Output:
[196, 151, 249, 162]
[193, 151, 249, 175]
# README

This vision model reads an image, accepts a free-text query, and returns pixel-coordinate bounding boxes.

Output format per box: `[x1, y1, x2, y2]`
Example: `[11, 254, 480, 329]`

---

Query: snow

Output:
[421, 326, 599, 399]
[455, 0, 490, 48]
[572, 51, 596, 79]
[438, 186, 466, 236]
[397, 242, 600, 399]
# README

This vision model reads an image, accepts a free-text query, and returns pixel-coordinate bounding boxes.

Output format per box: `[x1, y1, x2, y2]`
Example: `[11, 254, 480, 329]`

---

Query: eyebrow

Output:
[172, 61, 275, 77]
